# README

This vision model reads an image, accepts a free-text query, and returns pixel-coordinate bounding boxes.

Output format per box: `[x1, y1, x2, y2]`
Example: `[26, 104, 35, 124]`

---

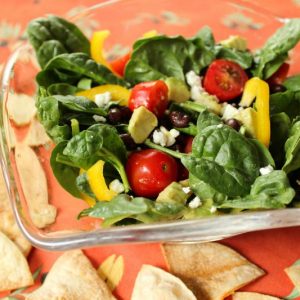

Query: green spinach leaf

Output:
[38, 53, 128, 88]
[216, 46, 253, 69]
[50, 141, 81, 198]
[62, 124, 130, 191]
[219, 171, 295, 209]
[183, 125, 261, 197]
[47, 83, 79, 95]
[283, 118, 300, 173]
[27, 15, 90, 67]
[283, 75, 300, 92]
[270, 113, 291, 168]
[75, 173, 97, 200]
[252, 19, 300, 78]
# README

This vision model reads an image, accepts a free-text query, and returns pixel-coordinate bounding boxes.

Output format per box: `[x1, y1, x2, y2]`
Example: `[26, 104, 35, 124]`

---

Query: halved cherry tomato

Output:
[110, 52, 131, 77]
[203, 59, 248, 102]
[267, 63, 289, 86]
[126, 149, 178, 198]
[128, 80, 169, 118]
[184, 136, 194, 153]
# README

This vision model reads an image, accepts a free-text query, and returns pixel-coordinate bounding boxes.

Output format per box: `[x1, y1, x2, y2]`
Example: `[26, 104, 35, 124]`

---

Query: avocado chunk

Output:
[156, 182, 190, 204]
[165, 77, 190, 103]
[235, 107, 258, 138]
[128, 106, 158, 143]
[193, 93, 222, 115]
[219, 35, 247, 51]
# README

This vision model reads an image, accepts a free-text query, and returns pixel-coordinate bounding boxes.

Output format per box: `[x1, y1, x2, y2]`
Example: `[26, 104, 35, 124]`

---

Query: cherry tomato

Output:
[110, 52, 131, 77]
[128, 80, 169, 118]
[203, 59, 248, 102]
[184, 136, 194, 153]
[267, 63, 289, 86]
[126, 149, 178, 198]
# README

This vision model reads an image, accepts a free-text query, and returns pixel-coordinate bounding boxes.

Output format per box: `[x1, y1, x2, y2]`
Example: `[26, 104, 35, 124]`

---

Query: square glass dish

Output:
[1, 0, 300, 251]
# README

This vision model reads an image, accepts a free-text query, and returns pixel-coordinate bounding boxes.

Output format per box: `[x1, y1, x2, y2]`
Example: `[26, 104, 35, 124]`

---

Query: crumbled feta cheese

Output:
[93, 115, 106, 123]
[210, 206, 217, 213]
[222, 104, 239, 120]
[182, 186, 191, 194]
[186, 70, 202, 88]
[188, 196, 202, 209]
[109, 179, 125, 194]
[259, 165, 274, 176]
[152, 126, 180, 147]
[94, 92, 111, 107]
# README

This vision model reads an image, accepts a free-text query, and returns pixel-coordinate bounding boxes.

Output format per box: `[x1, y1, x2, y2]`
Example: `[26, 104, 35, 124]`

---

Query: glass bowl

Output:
[1, 0, 300, 251]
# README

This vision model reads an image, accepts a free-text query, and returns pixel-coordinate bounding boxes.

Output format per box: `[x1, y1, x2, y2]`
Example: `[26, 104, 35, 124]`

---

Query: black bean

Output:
[270, 84, 286, 94]
[169, 111, 190, 128]
[119, 106, 132, 123]
[120, 133, 137, 150]
[108, 107, 123, 124]
[225, 118, 241, 131]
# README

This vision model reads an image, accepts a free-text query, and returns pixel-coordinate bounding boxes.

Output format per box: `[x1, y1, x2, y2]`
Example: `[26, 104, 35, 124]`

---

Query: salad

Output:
[26, 16, 300, 227]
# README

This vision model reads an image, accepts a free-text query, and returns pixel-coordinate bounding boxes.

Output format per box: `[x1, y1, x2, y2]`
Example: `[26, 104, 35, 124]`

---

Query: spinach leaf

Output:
[38, 53, 128, 88]
[189, 174, 227, 204]
[50, 141, 81, 198]
[176, 123, 198, 136]
[37, 40, 67, 68]
[263, 54, 288, 79]
[270, 113, 291, 168]
[27, 15, 90, 67]
[252, 19, 300, 78]
[78, 194, 185, 227]
[125, 29, 216, 85]
[283, 118, 300, 174]
[75, 173, 97, 200]
[249, 139, 275, 168]
[36, 94, 106, 143]
[47, 83, 79, 95]
[270, 90, 300, 120]
[62, 124, 130, 191]
[283, 75, 300, 92]
[183, 125, 261, 197]
[196, 110, 222, 132]
[36, 95, 71, 143]
[219, 171, 295, 209]
[216, 46, 253, 69]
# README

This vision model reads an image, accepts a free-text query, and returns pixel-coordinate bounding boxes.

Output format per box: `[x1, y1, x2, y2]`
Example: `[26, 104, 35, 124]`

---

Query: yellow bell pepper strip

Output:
[79, 169, 96, 207]
[91, 30, 111, 68]
[76, 84, 130, 106]
[142, 29, 158, 38]
[86, 160, 117, 202]
[239, 77, 270, 147]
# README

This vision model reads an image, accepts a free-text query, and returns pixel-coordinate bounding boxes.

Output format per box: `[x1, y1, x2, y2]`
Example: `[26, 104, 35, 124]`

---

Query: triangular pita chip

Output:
[15, 143, 56, 228]
[162, 242, 265, 300]
[233, 292, 281, 299]
[131, 264, 197, 300]
[0, 231, 33, 292]
[285, 263, 300, 291]
[24, 250, 116, 300]
[0, 172, 31, 256]
[24, 118, 51, 147]
[7, 93, 36, 126]
[0, 210, 31, 257]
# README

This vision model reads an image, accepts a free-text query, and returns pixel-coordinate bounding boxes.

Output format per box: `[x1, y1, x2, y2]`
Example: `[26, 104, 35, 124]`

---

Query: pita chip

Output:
[24, 118, 51, 147]
[24, 250, 116, 300]
[0, 231, 33, 292]
[233, 292, 281, 300]
[131, 264, 197, 300]
[15, 143, 56, 228]
[0, 171, 31, 256]
[285, 263, 300, 291]
[7, 93, 36, 126]
[162, 242, 265, 300]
